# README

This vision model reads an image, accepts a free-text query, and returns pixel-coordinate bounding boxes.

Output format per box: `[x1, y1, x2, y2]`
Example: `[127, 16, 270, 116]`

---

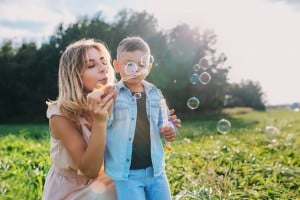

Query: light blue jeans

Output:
[114, 166, 171, 200]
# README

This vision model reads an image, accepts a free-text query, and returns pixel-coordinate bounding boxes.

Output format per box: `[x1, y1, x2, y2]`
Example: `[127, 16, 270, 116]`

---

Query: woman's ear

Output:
[113, 59, 120, 73]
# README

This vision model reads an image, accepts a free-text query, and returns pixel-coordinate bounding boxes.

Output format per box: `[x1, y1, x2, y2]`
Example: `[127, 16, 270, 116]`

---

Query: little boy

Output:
[105, 36, 177, 200]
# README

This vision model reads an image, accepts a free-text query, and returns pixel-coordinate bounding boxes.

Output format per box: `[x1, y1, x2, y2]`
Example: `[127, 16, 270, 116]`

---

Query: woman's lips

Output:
[98, 78, 108, 85]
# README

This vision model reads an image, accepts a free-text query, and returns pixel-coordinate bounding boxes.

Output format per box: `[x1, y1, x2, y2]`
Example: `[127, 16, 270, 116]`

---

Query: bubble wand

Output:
[160, 99, 172, 151]
[121, 69, 149, 82]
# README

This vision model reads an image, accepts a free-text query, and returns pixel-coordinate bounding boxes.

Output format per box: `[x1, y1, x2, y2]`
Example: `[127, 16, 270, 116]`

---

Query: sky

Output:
[1, 0, 300, 105]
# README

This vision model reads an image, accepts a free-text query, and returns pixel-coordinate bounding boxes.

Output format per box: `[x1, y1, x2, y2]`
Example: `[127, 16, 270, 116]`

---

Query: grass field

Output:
[0, 109, 299, 199]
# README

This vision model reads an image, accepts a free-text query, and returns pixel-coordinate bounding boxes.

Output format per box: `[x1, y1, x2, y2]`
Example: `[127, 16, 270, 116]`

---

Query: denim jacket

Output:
[104, 80, 177, 180]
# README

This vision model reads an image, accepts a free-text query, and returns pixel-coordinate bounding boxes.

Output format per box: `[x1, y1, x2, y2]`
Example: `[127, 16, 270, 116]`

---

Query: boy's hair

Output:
[117, 36, 150, 60]
[49, 38, 115, 121]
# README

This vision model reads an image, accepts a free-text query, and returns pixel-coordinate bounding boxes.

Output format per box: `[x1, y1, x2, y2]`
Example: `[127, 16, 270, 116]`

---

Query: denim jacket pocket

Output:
[150, 100, 161, 129]
[113, 102, 130, 123]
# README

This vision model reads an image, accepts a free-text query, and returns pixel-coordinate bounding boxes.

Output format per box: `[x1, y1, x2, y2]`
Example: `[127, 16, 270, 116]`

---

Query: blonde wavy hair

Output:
[48, 38, 115, 121]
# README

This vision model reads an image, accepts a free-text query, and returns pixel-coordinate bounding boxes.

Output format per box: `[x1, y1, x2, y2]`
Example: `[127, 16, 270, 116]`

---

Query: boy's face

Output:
[114, 50, 152, 84]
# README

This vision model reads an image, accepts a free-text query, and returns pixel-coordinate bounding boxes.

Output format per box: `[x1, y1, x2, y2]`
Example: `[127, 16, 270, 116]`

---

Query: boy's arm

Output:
[159, 108, 177, 144]
[158, 97, 179, 138]
[169, 109, 182, 128]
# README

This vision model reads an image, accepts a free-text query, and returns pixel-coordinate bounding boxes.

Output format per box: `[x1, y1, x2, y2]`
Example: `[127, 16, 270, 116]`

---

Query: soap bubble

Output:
[217, 119, 231, 134]
[124, 62, 137, 75]
[187, 97, 200, 110]
[193, 64, 201, 72]
[141, 55, 154, 67]
[189, 73, 200, 85]
[199, 72, 211, 85]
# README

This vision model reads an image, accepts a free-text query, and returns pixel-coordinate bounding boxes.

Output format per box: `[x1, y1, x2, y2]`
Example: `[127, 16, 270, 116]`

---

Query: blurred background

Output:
[1, 0, 300, 123]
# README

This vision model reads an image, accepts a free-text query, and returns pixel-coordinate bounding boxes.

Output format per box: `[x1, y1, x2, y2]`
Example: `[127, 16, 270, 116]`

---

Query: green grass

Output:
[0, 109, 299, 199]
[0, 124, 49, 200]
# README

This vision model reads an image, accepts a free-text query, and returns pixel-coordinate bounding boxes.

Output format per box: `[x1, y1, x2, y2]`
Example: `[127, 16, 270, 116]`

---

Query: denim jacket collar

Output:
[116, 80, 156, 93]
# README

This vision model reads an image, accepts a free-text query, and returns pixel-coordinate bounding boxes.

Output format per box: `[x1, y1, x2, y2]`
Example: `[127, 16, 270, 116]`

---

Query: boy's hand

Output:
[160, 126, 176, 142]
[169, 109, 182, 128]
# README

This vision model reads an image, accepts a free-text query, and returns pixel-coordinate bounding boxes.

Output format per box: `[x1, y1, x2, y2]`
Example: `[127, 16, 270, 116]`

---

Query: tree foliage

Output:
[0, 9, 266, 122]
[226, 80, 266, 110]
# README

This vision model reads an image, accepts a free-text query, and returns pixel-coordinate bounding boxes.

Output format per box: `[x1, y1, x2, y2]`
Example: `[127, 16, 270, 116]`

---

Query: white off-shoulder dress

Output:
[42, 104, 117, 200]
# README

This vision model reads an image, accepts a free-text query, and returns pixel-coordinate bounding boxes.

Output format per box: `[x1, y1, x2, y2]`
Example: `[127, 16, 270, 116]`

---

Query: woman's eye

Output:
[100, 57, 108, 65]
[88, 65, 95, 69]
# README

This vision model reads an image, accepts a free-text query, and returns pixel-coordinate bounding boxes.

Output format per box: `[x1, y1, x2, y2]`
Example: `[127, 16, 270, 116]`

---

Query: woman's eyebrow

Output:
[89, 57, 106, 62]
[86, 59, 95, 66]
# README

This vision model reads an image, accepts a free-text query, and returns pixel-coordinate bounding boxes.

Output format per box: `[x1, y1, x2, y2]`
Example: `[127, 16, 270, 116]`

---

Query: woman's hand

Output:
[87, 88, 114, 122]
[103, 84, 118, 116]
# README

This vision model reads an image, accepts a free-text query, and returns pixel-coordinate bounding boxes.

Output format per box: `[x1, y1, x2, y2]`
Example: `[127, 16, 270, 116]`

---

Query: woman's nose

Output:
[97, 66, 107, 73]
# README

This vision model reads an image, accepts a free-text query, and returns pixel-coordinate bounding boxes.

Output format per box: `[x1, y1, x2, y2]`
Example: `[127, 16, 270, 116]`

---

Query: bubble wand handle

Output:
[160, 99, 172, 151]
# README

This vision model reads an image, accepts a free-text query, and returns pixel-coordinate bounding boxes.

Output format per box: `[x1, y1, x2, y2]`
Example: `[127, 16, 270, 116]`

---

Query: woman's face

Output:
[81, 47, 109, 92]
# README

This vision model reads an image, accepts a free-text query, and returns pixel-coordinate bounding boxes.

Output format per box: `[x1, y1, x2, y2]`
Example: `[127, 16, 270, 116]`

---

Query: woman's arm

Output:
[50, 91, 114, 179]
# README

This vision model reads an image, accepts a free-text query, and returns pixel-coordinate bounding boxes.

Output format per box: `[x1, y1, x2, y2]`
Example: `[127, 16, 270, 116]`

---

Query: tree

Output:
[0, 9, 266, 122]
[0, 41, 15, 122]
[227, 80, 266, 110]
[148, 24, 231, 112]
[110, 9, 160, 57]
[0, 42, 40, 122]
